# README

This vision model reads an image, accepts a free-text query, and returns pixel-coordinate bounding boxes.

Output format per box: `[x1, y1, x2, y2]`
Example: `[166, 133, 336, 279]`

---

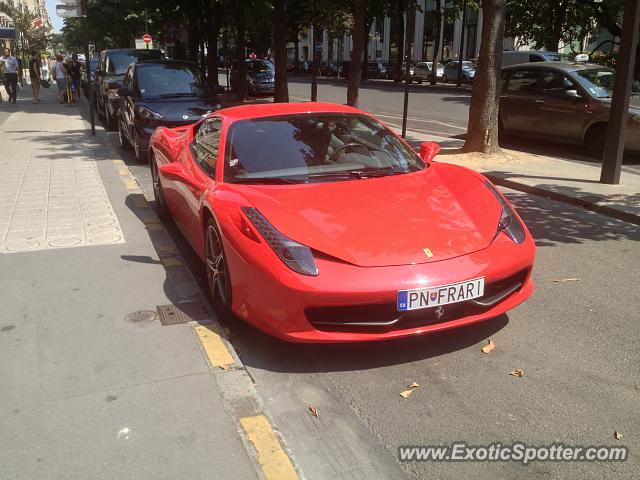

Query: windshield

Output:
[426, 62, 445, 69]
[137, 64, 211, 98]
[575, 68, 640, 98]
[246, 60, 273, 73]
[224, 113, 425, 184]
[107, 51, 164, 75]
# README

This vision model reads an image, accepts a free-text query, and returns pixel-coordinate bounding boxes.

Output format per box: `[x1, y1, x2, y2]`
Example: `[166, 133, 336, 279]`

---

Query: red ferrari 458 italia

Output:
[149, 102, 535, 343]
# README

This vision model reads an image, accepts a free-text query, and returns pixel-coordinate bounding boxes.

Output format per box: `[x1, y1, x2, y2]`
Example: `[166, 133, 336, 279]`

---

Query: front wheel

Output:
[133, 132, 149, 164]
[117, 118, 129, 150]
[585, 124, 607, 159]
[205, 220, 232, 319]
[151, 156, 169, 220]
[442, 74, 448, 84]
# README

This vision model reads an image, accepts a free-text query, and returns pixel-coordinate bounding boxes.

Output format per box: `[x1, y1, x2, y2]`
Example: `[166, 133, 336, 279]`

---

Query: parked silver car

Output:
[413, 61, 444, 83]
[442, 61, 476, 84]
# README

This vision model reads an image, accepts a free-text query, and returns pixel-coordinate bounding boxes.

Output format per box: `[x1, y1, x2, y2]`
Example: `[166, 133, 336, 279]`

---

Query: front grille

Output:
[306, 268, 529, 333]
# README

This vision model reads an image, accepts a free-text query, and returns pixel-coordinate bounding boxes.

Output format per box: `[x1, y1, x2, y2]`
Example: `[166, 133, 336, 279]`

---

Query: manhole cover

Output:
[125, 310, 158, 326]
[156, 301, 211, 326]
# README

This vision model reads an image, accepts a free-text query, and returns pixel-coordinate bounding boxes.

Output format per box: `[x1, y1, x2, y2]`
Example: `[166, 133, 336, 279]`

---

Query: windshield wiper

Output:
[308, 167, 409, 181]
[231, 177, 307, 185]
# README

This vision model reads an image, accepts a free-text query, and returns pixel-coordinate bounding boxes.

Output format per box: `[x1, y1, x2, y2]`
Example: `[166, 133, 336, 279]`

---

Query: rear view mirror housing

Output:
[419, 141, 441, 163]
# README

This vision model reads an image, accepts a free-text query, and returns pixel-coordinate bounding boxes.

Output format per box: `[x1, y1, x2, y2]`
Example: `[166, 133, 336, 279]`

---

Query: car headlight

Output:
[485, 180, 526, 244]
[137, 105, 163, 120]
[241, 207, 319, 276]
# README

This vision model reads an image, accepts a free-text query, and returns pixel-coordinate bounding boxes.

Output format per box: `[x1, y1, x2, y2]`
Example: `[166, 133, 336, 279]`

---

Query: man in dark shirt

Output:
[29, 53, 42, 103]
[66, 53, 82, 106]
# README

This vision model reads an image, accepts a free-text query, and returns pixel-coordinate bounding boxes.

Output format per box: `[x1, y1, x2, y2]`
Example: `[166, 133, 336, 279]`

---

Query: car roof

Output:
[502, 61, 605, 73]
[218, 102, 363, 122]
[102, 49, 162, 54]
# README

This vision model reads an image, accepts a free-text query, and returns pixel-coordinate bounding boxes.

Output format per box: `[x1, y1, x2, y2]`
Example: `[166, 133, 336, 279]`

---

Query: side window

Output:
[541, 70, 579, 97]
[107, 56, 116, 73]
[505, 70, 539, 94]
[500, 70, 510, 91]
[529, 53, 544, 62]
[191, 118, 222, 178]
[123, 68, 132, 88]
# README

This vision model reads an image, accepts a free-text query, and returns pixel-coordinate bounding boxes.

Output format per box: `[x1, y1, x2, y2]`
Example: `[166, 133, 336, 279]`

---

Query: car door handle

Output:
[535, 99, 545, 104]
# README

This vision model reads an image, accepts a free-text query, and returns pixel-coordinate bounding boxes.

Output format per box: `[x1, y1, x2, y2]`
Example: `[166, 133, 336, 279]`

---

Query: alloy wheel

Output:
[206, 224, 230, 311]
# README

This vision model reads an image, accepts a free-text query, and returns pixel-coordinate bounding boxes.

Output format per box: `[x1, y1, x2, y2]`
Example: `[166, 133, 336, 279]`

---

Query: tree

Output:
[1, 4, 50, 55]
[234, 0, 249, 100]
[347, 0, 365, 106]
[361, 0, 393, 79]
[429, 0, 443, 85]
[274, 0, 289, 101]
[462, 0, 506, 154]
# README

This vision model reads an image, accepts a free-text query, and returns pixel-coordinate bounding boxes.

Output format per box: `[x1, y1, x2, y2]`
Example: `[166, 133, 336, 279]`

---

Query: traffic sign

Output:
[143, 34, 152, 44]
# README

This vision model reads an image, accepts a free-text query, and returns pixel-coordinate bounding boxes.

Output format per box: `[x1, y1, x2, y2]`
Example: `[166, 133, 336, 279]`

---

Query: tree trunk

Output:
[273, 0, 289, 102]
[546, 0, 569, 52]
[347, 0, 365, 106]
[393, 0, 405, 82]
[234, 0, 248, 100]
[430, 0, 442, 85]
[462, 0, 506, 154]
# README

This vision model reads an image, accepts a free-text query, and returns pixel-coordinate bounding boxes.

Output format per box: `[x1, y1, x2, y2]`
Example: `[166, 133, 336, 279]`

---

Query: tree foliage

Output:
[0, 4, 50, 55]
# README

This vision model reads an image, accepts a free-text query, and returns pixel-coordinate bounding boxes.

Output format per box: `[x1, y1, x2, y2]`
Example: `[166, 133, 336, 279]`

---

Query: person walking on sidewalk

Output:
[29, 53, 43, 103]
[0, 48, 19, 104]
[54, 55, 68, 104]
[66, 54, 82, 106]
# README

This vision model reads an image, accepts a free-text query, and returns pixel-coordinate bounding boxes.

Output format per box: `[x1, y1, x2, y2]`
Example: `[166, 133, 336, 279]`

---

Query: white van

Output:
[502, 50, 562, 67]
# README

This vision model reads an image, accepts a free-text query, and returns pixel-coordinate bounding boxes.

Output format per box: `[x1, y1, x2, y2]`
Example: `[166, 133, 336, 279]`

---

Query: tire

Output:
[117, 118, 130, 150]
[462, 75, 468, 84]
[205, 219, 233, 320]
[151, 156, 169, 220]
[417, 77, 423, 84]
[442, 74, 448, 84]
[133, 132, 149, 164]
[105, 106, 116, 131]
[585, 124, 607, 159]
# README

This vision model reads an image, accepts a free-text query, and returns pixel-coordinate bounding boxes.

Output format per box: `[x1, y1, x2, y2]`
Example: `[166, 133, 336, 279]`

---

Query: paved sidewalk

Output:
[0, 86, 260, 479]
[401, 127, 640, 226]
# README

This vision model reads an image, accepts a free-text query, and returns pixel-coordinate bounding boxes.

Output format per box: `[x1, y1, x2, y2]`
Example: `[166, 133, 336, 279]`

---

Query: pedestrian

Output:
[48, 57, 57, 82]
[54, 54, 68, 104]
[0, 48, 19, 104]
[29, 53, 43, 103]
[65, 53, 82, 106]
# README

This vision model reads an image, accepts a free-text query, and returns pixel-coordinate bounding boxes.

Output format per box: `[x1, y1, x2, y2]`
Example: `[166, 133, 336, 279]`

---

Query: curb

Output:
[487, 175, 640, 227]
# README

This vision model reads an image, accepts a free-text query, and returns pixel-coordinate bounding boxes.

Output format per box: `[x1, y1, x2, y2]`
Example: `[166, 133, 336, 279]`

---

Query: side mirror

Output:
[419, 141, 441, 163]
[117, 86, 132, 97]
[159, 162, 206, 191]
[565, 89, 581, 98]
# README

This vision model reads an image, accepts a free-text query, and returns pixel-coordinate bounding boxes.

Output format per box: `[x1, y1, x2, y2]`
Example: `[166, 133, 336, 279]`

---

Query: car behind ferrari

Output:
[149, 102, 535, 342]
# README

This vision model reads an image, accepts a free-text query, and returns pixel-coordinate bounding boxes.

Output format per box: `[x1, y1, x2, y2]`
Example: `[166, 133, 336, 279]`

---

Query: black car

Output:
[366, 62, 386, 79]
[95, 48, 164, 130]
[116, 60, 222, 163]
[82, 57, 99, 100]
[230, 59, 275, 96]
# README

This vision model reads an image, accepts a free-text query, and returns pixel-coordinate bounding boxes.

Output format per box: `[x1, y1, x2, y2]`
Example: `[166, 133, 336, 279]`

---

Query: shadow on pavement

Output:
[502, 188, 640, 247]
[226, 313, 509, 374]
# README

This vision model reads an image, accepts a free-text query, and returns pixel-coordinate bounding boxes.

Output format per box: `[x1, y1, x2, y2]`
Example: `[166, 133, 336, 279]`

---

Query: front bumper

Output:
[224, 227, 536, 343]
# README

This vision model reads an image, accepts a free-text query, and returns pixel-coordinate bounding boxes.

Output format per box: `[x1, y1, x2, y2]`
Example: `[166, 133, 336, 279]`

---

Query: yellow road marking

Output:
[158, 244, 176, 254]
[194, 324, 235, 368]
[125, 181, 138, 190]
[118, 168, 129, 176]
[162, 257, 183, 266]
[112, 159, 124, 165]
[240, 415, 298, 480]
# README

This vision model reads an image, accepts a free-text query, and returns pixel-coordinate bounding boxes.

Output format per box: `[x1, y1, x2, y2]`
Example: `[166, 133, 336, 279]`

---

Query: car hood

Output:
[140, 98, 219, 122]
[236, 164, 502, 267]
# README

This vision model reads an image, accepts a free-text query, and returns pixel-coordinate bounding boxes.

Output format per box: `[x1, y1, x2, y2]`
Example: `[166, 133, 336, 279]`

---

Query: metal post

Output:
[81, 0, 95, 135]
[600, 0, 640, 184]
[456, 0, 468, 88]
[402, 0, 415, 138]
[311, 0, 318, 102]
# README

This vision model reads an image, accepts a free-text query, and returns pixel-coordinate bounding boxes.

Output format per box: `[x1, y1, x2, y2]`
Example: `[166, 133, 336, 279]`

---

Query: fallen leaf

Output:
[433, 362, 440, 367]
[481, 339, 496, 354]
[218, 364, 229, 371]
[409, 382, 420, 389]
[400, 389, 414, 398]
[509, 369, 524, 377]
[552, 278, 581, 283]
[309, 406, 319, 418]
[614, 431, 623, 440]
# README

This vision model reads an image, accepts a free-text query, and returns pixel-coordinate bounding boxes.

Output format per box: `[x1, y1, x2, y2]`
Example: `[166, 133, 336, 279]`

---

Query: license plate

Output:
[397, 278, 484, 311]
